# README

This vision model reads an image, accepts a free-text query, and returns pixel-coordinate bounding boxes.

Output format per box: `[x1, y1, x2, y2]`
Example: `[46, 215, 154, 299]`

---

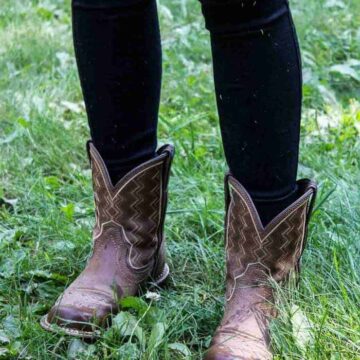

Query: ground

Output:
[0, 0, 359, 359]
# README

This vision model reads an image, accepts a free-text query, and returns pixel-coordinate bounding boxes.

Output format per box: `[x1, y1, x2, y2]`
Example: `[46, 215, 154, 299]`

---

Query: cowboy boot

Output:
[41, 142, 174, 338]
[205, 174, 317, 360]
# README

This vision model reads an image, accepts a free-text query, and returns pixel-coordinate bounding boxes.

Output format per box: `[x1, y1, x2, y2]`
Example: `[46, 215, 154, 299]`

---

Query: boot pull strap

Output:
[224, 172, 232, 211]
[86, 140, 93, 166]
[305, 182, 318, 226]
[296, 181, 318, 277]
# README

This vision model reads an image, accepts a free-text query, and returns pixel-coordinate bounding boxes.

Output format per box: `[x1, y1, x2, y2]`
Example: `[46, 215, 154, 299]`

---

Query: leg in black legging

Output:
[72, 0, 161, 184]
[200, 0, 302, 225]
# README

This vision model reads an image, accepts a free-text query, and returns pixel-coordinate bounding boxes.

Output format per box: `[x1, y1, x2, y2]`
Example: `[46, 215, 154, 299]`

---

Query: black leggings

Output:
[72, 0, 301, 225]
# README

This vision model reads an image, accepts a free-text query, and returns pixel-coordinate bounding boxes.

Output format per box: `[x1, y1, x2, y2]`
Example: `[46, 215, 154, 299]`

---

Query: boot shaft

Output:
[87, 142, 174, 274]
[224, 174, 317, 301]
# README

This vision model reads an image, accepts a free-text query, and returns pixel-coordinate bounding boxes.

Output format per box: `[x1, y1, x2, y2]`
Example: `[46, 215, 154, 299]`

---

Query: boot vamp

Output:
[46, 254, 120, 331]
[77, 225, 144, 295]
[47, 226, 149, 331]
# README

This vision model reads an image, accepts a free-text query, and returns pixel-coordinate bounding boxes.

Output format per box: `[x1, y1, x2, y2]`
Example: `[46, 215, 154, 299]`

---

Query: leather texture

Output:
[205, 174, 317, 360]
[41, 142, 174, 337]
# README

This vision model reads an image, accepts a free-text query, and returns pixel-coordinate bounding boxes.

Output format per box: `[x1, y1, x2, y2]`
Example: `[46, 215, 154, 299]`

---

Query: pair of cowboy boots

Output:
[41, 143, 317, 359]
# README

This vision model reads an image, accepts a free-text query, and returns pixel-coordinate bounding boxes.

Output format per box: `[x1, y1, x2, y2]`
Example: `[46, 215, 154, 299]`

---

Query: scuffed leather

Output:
[205, 175, 317, 360]
[46, 142, 174, 333]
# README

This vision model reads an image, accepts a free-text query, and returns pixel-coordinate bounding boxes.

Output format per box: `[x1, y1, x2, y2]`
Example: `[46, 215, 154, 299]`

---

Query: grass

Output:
[0, 0, 359, 358]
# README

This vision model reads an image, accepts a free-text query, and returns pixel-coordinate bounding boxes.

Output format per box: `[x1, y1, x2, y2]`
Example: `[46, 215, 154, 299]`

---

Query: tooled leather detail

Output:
[90, 145, 163, 273]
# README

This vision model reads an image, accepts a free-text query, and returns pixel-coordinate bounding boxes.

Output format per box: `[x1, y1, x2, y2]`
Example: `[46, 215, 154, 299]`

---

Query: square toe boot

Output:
[205, 174, 317, 360]
[41, 142, 174, 338]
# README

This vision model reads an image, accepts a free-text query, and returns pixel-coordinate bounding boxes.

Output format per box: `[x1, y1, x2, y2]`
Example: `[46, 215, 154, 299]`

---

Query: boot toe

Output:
[47, 305, 98, 332]
[205, 344, 271, 360]
[44, 289, 116, 335]
[204, 346, 236, 360]
[205, 331, 272, 360]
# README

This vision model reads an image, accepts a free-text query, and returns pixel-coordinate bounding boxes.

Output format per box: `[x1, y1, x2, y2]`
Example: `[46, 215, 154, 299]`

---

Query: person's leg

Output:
[200, 3, 319, 359]
[200, 0, 301, 225]
[72, 0, 162, 184]
[41, 0, 176, 338]
[201, 0, 316, 360]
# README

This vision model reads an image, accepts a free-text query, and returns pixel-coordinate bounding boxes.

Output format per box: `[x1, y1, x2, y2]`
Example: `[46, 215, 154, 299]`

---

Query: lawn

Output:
[0, 0, 359, 359]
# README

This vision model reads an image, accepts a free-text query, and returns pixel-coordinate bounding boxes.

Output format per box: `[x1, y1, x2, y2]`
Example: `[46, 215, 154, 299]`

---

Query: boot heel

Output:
[151, 263, 170, 287]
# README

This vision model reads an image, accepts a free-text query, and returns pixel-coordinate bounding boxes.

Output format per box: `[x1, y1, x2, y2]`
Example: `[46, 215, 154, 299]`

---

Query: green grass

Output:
[0, 0, 359, 359]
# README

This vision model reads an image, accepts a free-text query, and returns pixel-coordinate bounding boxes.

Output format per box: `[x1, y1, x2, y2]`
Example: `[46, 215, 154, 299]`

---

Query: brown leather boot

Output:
[41, 142, 174, 338]
[205, 174, 317, 360]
